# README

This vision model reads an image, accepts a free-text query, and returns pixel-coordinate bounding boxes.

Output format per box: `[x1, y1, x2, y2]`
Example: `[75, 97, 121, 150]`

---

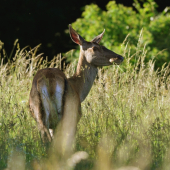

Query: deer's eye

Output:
[92, 46, 98, 51]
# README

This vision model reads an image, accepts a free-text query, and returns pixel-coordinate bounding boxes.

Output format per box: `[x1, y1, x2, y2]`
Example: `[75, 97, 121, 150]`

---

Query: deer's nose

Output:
[118, 55, 124, 62]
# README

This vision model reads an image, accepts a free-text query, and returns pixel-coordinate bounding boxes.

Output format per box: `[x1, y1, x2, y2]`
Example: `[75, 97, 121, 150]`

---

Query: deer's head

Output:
[69, 24, 124, 66]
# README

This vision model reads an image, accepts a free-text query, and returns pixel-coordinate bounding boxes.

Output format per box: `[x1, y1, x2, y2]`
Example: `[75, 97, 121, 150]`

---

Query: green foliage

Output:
[71, 0, 170, 69]
[147, 12, 170, 67]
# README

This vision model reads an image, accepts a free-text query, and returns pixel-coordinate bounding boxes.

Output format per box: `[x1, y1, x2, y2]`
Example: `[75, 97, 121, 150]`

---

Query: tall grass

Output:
[0, 35, 170, 170]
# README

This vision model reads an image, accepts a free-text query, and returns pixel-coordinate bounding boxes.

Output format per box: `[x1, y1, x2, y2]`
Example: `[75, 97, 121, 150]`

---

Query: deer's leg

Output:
[29, 102, 52, 143]
[39, 85, 53, 142]
[30, 83, 52, 143]
[33, 101, 52, 143]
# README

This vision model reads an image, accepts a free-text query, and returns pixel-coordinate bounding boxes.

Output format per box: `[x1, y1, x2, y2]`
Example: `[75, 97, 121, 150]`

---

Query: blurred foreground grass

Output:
[1, 36, 170, 170]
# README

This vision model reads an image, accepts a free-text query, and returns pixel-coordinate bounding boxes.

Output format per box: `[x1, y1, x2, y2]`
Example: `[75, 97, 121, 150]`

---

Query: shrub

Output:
[71, 0, 170, 69]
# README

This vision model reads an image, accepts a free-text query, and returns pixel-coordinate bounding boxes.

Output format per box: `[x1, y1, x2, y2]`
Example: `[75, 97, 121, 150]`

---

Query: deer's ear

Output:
[69, 24, 85, 45]
[91, 29, 105, 44]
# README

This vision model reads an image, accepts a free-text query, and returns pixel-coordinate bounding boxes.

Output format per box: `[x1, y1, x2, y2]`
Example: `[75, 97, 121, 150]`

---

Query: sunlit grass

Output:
[1, 35, 170, 170]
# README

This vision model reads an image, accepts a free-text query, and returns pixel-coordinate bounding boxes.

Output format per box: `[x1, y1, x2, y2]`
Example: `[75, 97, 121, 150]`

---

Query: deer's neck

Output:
[68, 50, 98, 102]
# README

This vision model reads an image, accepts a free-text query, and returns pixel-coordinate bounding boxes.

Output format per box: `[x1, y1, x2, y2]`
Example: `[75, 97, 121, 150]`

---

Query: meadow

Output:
[1, 33, 170, 170]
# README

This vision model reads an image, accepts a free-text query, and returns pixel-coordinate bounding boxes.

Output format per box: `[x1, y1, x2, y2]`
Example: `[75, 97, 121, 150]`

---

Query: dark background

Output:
[0, 0, 170, 59]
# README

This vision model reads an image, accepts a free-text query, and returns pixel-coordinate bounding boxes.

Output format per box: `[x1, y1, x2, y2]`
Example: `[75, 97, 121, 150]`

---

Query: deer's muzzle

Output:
[109, 55, 124, 64]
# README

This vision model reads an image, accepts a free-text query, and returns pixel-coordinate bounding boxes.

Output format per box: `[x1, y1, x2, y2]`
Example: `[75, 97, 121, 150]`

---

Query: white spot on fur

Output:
[49, 129, 54, 139]
[55, 84, 63, 114]
[41, 86, 50, 127]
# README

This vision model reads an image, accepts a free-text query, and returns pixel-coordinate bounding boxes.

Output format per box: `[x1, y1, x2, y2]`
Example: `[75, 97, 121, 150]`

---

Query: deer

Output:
[29, 24, 124, 149]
